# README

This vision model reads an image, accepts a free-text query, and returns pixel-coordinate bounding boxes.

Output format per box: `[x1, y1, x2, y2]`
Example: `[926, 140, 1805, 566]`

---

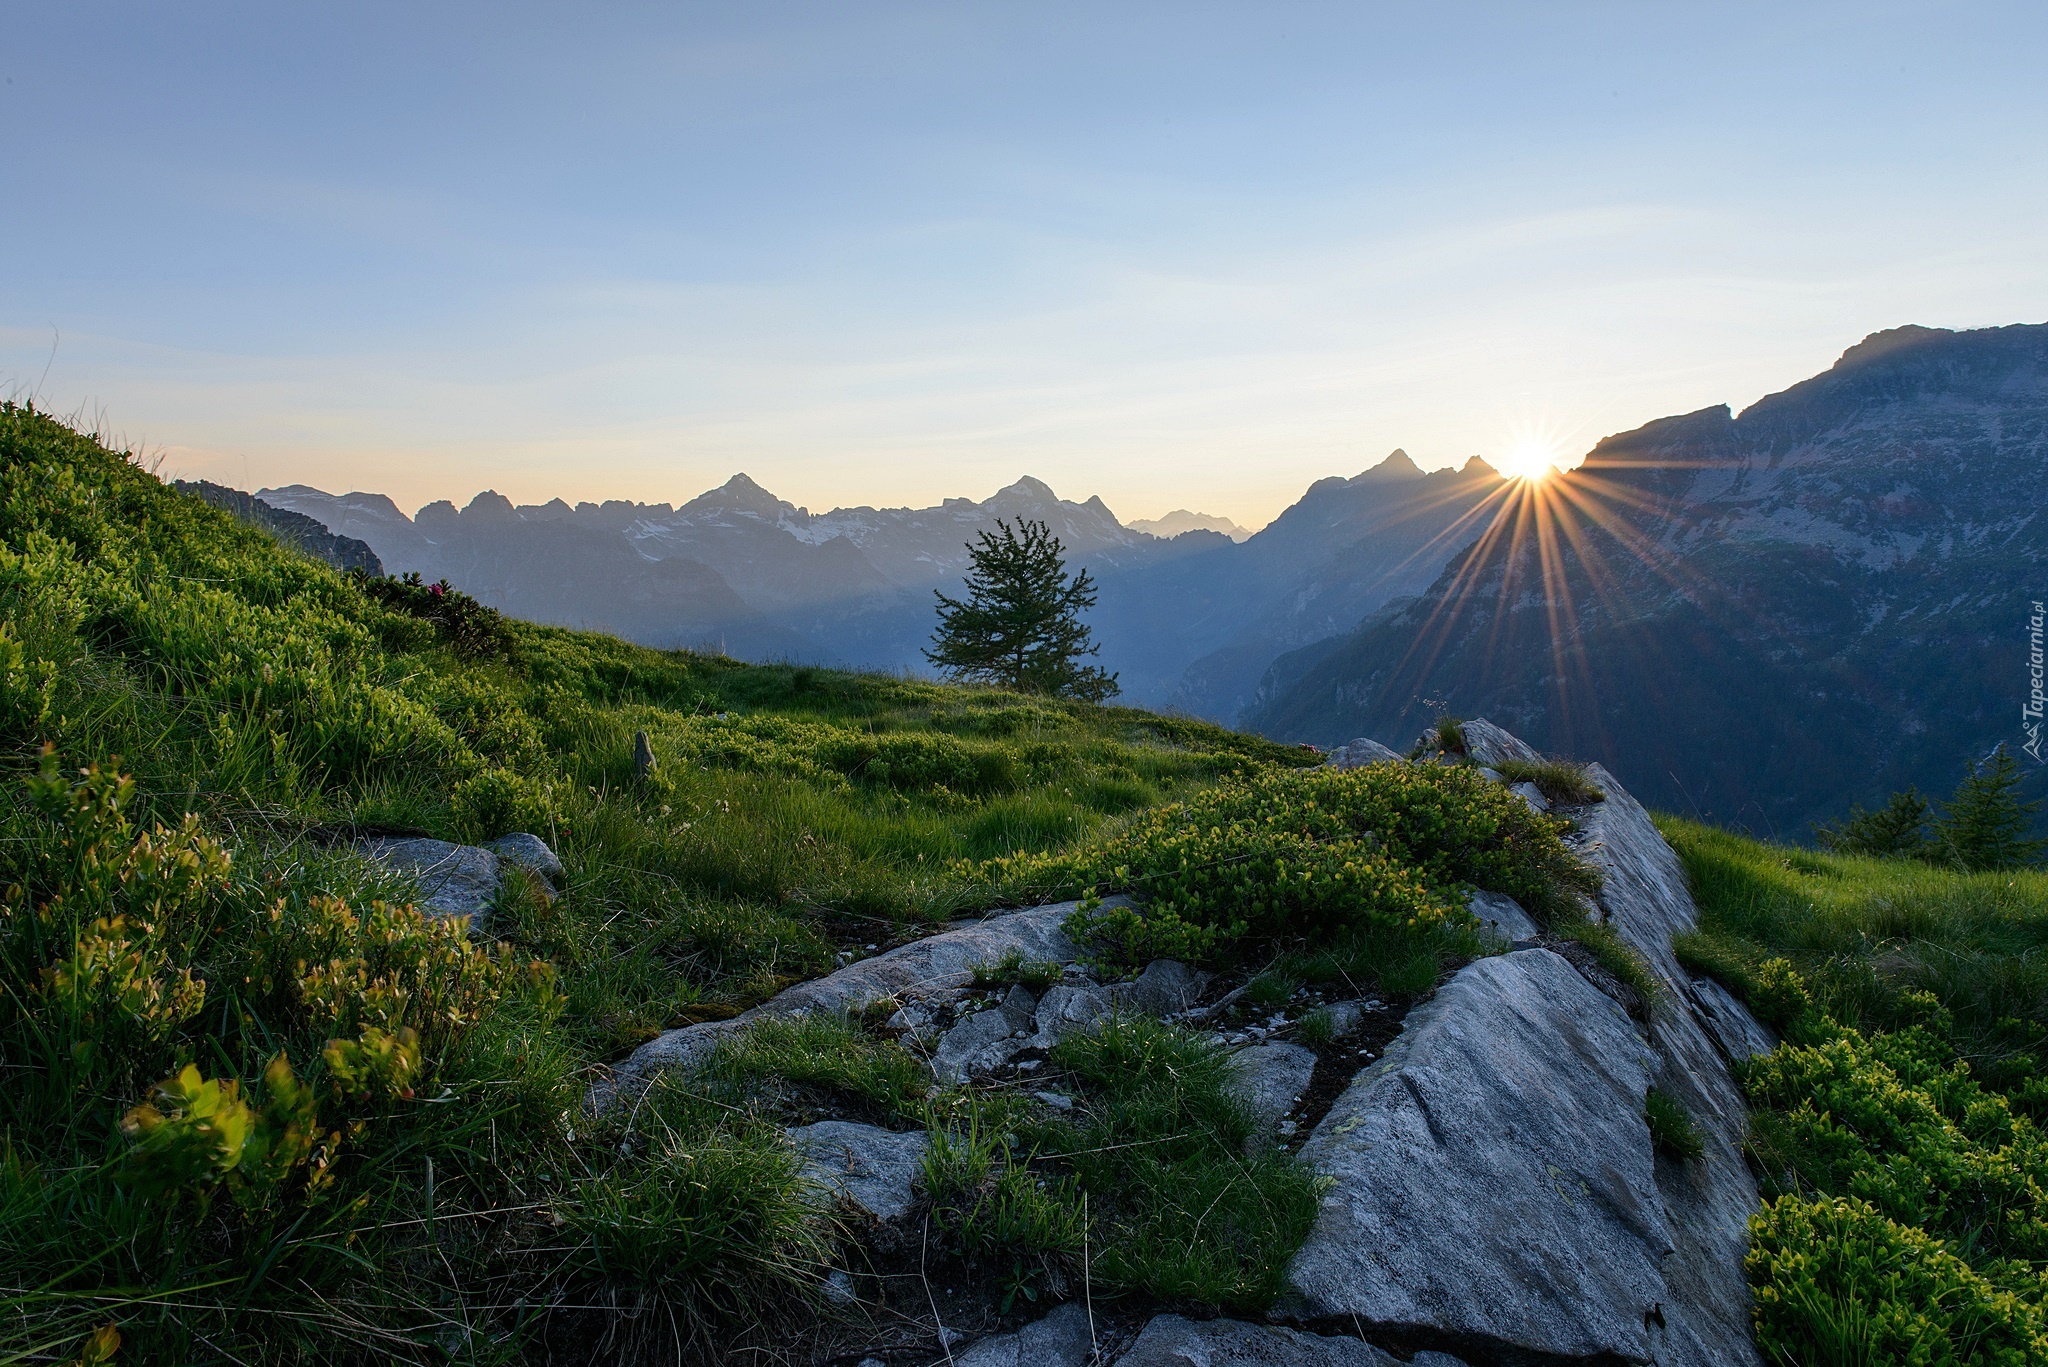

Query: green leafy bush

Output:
[1749, 1194, 2047, 1366]
[981, 760, 1597, 964]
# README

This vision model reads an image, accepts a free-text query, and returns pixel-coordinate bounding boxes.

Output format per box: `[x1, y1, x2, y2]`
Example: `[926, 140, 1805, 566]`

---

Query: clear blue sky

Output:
[4, 2, 2045, 526]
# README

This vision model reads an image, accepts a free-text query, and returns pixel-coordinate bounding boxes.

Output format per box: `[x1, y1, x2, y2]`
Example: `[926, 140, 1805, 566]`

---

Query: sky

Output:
[4, 3, 2046, 529]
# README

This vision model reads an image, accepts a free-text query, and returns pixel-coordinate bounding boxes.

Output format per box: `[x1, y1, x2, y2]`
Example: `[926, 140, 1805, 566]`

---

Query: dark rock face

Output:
[171, 479, 383, 574]
[1247, 322, 2048, 832]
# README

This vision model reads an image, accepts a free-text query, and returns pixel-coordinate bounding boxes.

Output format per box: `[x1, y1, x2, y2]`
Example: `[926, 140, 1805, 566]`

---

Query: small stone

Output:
[485, 832, 566, 888]
[1120, 1314, 1398, 1365]
[823, 1269, 858, 1305]
[788, 1121, 929, 1223]
[954, 1302, 1093, 1367]
[1511, 781, 1550, 813]
[1278, 1119, 1299, 1137]
[1468, 889, 1541, 941]
[1226, 1040, 1318, 1140]
[1034, 1090, 1075, 1110]
[632, 730, 657, 779]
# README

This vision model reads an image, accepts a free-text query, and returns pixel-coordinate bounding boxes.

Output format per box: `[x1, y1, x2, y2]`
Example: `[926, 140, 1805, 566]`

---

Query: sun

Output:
[1497, 439, 1563, 483]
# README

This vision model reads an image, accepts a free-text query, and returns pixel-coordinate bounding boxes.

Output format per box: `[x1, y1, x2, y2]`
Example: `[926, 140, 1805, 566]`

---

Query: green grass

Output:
[922, 1015, 1323, 1313]
[1493, 757, 1606, 806]
[1644, 1085, 1705, 1161]
[1661, 815, 2048, 1365]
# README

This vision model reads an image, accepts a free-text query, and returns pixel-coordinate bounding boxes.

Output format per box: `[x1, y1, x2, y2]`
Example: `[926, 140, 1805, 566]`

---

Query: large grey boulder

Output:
[1111, 959, 1211, 1015]
[591, 899, 1108, 1110]
[1283, 949, 1669, 1362]
[789, 1121, 928, 1222]
[1325, 737, 1403, 770]
[956, 1302, 1095, 1367]
[1119, 1314, 1403, 1366]
[1413, 716, 1541, 768]
[1027, 981, 1114, 1049]
[931, 1004, 1033, 1083]
[1226, 1041, 1318, 1138]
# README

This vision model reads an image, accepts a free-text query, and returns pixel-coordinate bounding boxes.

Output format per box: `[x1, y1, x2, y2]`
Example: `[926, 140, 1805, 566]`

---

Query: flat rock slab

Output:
[788, 1121, 928, 1223]
[594, 899, 1112, 1108]
[1119, 1314, 1403, 1366]
[1284, 949, 1669, 1362]
[1227, 1040, 1318, 1137]
[1466, 889, 1540, 941]
[956, 1302, 1095, 1367]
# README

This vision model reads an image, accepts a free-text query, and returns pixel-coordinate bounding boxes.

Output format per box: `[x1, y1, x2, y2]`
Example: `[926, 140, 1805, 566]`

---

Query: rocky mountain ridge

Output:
[258, 453, 1504, 708]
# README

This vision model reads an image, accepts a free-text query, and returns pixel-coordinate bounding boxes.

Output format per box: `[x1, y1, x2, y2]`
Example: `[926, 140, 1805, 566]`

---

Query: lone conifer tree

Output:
[926, 518, 1119, 701]
[1933, 745, 2046, 871]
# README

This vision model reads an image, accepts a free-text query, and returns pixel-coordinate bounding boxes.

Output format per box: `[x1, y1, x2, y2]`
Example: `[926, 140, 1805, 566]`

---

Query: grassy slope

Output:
[0, 404, 1330, 1363]
[1662, 816, 2048, 1365]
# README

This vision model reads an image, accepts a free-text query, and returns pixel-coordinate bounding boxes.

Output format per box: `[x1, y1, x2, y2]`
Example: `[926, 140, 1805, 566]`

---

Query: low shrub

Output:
[980, 760, 1598, 965]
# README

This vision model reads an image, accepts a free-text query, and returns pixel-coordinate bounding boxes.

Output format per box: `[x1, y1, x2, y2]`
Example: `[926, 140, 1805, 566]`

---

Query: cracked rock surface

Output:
[1283, 949, 1669, 1362]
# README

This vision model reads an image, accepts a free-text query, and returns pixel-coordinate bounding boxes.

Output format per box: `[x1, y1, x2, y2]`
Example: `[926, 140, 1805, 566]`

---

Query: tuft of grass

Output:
[1553, 916, 1662, 1015]
[704, 1014, 930, 1121]
[1294, 1007, 1336, 1046]
[971, 948, 1063, 994]
[1494, 757, 1606, 806]
[1644, 1086, 1705, 1161]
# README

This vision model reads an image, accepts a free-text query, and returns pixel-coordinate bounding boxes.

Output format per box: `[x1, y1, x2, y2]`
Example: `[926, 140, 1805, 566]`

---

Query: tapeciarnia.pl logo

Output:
[2026, 599, 2045, 763]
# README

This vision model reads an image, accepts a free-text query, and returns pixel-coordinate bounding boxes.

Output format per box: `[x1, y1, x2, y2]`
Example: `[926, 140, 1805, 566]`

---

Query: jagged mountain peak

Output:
[991, 474, 1060, 503]
[684, 472, 797, 519]
[1354, 449, 1422, 481]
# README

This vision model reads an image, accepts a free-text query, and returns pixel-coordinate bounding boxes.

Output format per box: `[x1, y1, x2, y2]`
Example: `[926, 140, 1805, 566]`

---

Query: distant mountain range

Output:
[1126, 510, 1253, 542]
[249, 320, 2045, 835]
[260, 454, 1506, 716]
[1245, 323, 2048, 833]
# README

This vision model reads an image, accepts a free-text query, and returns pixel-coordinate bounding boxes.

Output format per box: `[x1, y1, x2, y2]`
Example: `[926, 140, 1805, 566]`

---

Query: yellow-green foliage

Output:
[986, 759, 1597, 963]
[1665, 818, 2048, 1365]
[1749, 1194, 2047, 1366]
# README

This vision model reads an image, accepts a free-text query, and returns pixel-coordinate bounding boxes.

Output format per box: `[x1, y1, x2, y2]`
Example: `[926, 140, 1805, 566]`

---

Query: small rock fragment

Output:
[1511, 780, 1550, 813]
[1467, 889, 1541, 941]
[632, 730, 657, 780]
[1119, 1313, 1399, 1365]
[955, 1302, 1094, 1367]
